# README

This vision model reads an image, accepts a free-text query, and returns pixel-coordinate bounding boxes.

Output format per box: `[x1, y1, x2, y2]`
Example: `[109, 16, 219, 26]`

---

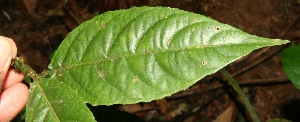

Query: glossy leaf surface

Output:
[26, 6, 288, 121]
[26, 7, 287, 121]
[26, 78, 95, 121]
[281, 45, 300, 90]
[47, 6, 287, 105]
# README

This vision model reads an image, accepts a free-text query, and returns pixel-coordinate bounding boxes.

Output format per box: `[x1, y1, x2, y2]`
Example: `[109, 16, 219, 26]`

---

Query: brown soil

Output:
[1, 0, 300, 121]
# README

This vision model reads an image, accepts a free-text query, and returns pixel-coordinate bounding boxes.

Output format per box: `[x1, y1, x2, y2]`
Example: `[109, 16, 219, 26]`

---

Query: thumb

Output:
[0, 36, 16, 92]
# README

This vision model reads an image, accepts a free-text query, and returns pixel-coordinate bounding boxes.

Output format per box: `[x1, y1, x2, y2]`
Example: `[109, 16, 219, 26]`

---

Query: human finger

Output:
[0, 36, 17, 58]
[2, 68, 24, 90]
[0, 37, 12, 92]
[0, 83, 28, 121]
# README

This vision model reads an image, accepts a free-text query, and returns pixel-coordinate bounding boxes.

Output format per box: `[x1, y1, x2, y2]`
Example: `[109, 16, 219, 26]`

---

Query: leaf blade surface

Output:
[48, 6, 288, 105]
[26, 78, 95, 122]
[281, 45, 300, 90]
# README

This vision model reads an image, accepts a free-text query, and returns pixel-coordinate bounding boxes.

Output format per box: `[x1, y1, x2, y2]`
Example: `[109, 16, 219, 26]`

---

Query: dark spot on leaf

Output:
[143, 49, 148, 53]
[215, 26, 220, 30]
[191, 27, 195, 32]
[194, 17, 198, 22]
[132, 77, 140, 83]
[167, 40, 171, 45]
[201, 61, 206, 65]
[58, 73, 63, 77]
[99, 70, 105, 80]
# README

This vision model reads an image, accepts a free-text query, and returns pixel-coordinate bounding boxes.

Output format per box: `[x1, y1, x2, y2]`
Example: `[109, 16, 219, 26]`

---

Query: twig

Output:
[168, 76, 289, 99]
[168, 82, 223, 99]
[239, 77, 289, 86]
[232, 47, 270, 77]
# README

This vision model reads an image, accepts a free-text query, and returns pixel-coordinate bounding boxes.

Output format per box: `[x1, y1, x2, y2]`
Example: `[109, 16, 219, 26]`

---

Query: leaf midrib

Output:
[47, 40, 269, 76]
[35, 81, 61, 122]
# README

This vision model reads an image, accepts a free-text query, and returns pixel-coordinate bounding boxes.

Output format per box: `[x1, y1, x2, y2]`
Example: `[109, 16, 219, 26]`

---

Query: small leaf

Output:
[26, 78, 95, 122]
[47, 6, 288, 106]
[281, 45, 300, 90]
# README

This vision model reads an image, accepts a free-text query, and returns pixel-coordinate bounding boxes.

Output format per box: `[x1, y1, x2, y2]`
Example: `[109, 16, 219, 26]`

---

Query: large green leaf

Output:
[45, 6, 287, 105]
[281, 45, 300, 90]
[26, 78, 95, 121]
[26, 6, 288, 121]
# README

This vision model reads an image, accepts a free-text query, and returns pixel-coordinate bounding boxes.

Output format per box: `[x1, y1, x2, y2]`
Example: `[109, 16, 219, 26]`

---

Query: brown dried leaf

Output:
[213, 106, 234, 122]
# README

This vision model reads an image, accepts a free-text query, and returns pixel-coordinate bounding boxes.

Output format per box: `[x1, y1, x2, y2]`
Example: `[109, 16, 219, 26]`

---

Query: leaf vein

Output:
[48, 41, 263, 76]
[35, 81, 61, 122]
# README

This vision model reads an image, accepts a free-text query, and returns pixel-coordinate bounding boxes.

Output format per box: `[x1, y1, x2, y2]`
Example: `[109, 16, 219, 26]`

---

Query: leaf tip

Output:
[273, 39, 289, 45]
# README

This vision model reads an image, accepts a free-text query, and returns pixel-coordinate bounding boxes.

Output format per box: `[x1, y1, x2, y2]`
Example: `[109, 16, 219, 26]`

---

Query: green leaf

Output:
[26, 78, 95, 122]
[281, 45, 300, 90]
[46, 6, 287, 106]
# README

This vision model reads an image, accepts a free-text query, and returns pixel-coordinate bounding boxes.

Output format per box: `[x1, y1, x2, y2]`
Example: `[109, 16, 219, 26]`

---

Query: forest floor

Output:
[1, 0, 300, 121]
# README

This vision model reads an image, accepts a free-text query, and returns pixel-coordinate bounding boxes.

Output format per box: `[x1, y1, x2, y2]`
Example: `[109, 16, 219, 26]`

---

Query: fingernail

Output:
[5, 37, 17, 58]
[0, 38, 12, 89]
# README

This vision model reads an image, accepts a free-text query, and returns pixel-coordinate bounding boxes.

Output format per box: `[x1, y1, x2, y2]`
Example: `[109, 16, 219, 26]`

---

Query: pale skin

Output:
[0, 36, 28, 121]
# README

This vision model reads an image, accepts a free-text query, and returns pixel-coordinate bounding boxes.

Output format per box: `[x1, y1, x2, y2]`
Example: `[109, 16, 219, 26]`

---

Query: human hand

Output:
[0, 36, 28, 121]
